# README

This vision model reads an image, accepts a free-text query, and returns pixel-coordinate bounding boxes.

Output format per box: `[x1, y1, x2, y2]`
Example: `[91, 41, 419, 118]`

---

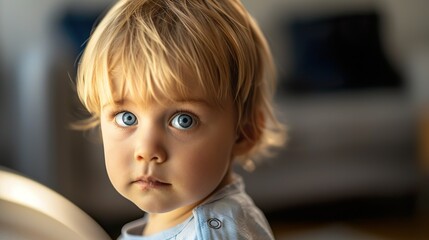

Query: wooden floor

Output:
[271, 214, 429, 240]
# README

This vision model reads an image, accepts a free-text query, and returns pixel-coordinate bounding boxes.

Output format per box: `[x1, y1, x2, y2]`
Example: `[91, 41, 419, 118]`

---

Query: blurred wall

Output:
[0, 0, 109, 69]
[241, 0, 429, 105]
[0, 0, 113, 188]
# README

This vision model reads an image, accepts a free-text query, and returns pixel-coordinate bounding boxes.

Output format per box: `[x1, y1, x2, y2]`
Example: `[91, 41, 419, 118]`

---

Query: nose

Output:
[133, 125, 167, 164]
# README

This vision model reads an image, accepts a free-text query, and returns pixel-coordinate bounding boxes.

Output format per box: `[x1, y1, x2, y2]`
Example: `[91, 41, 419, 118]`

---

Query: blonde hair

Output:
[76, 0, 285, 165]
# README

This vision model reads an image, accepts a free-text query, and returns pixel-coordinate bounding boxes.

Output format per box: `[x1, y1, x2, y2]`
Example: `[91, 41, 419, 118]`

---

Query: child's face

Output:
[99, 89, 238, 213]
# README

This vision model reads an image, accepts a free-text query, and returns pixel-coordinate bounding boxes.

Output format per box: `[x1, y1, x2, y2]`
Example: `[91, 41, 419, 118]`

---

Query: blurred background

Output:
[1, 0, 429, 239]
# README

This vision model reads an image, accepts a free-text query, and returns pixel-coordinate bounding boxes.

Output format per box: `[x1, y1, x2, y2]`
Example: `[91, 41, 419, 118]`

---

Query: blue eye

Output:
[171, 113, 195, 130]
[115, 111, 137, 127]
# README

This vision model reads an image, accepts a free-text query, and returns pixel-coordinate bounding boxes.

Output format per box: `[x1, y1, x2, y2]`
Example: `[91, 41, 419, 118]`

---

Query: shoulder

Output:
[192, 175, 274, 240]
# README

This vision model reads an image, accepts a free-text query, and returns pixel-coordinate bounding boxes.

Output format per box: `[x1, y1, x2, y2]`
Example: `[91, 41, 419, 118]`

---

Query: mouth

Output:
[132, 176, 171, 190]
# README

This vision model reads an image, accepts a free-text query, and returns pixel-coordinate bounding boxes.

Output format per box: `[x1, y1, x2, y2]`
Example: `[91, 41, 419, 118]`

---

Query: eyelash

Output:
[109, 109, 200, 128]
[169, 109, 199, 127]
[110, 109, 127, 119]
[110, 109, 132, 128]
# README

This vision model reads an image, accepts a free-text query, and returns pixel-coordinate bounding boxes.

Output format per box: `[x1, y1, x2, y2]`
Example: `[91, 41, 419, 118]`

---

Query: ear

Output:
[232, 134, 255, 157]
[232, 113, 264, 157]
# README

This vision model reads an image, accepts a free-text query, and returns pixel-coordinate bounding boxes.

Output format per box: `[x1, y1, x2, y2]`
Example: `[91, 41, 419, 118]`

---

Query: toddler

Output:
[75, 0, 285, 239]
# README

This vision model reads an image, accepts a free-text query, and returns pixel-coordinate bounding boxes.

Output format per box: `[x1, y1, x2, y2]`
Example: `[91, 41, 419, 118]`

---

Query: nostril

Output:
[134, 146, 167, 163]
[135, 155, 165, 163]
[152, 156, 165, 163]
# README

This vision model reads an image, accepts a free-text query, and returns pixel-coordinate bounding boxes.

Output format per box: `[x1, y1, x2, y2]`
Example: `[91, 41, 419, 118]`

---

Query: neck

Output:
[143, 205, 195, 236]
[142, 171, 233, 236]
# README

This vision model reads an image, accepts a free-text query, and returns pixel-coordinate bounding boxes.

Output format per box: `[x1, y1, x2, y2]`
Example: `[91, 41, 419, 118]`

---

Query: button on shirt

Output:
[119, 174, 274, 240]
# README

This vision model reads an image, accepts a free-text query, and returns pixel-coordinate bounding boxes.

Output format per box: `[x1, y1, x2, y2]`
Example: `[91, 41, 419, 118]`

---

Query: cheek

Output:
[101, 131, 131, 189]
[172, 134, 235, 192]
[103, 145, 122, 184]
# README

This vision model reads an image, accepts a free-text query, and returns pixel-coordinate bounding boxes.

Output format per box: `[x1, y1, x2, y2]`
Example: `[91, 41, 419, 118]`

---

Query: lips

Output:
[132, 176, 171, 190]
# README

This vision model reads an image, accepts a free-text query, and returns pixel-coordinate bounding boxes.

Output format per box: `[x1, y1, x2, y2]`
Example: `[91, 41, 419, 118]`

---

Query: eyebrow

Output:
[173, 98, 212, 107]
[101, 99, 127, 109]
[101, 98, 213, 109]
